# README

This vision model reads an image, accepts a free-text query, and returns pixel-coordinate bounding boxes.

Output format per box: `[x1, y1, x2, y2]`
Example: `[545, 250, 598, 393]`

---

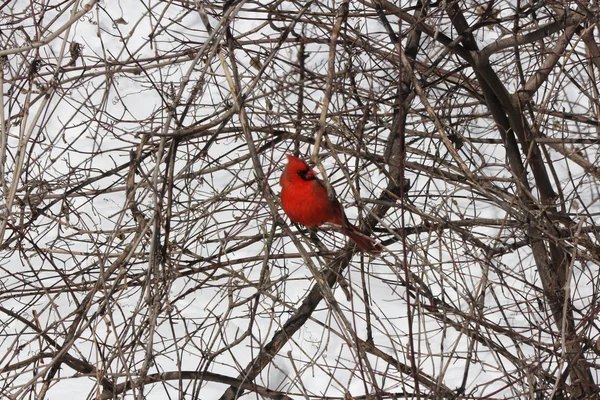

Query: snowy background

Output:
[0, 0, 599, 399]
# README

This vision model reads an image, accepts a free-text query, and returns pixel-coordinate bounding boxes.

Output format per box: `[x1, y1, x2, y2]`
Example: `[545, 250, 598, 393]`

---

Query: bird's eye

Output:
[297, 170, 307, 179]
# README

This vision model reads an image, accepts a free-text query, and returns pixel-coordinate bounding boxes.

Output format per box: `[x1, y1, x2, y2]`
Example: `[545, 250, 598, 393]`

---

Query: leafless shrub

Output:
[0, 1, 599, 399]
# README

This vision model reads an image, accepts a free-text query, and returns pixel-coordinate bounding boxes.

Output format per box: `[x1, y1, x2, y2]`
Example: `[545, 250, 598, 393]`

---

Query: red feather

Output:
[280, 154, 382, 255]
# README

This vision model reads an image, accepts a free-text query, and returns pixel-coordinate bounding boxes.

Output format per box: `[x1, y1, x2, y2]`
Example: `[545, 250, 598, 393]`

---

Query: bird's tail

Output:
[343, 226, 383, 255]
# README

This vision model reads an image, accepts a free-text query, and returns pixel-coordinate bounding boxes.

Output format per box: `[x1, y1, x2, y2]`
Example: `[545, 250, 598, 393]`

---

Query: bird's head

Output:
[281, 154, 318, 186]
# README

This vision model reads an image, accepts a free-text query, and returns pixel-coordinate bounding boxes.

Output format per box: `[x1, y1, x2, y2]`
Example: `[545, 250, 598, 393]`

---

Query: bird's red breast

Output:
[279, 154, 344, 227]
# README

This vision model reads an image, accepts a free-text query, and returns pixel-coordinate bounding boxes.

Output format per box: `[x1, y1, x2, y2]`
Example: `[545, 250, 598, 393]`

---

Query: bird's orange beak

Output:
[305, 170, 318, 179]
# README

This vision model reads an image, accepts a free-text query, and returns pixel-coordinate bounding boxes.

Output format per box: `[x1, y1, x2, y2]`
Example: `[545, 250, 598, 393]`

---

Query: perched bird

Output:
[279, 154, 382, 255]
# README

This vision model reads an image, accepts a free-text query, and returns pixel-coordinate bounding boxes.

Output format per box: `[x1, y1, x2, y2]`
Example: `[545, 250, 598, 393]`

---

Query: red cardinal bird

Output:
[279, 154, 382, 255]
